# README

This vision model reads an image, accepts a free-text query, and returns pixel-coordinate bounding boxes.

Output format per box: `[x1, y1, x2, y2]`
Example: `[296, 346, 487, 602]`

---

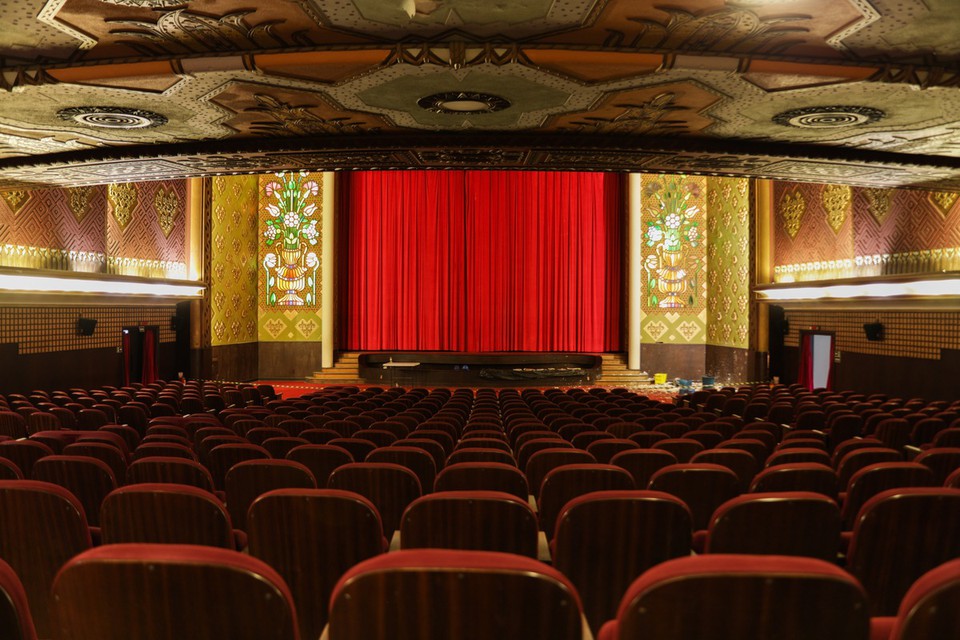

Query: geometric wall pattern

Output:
[210, 176, 258, 347]
[257, 172, 322, 343]
[706, 177, 751, 350]
[641, 173, 708, 345]
[773, 182, 960, 282]
[784, 310, 960, 361]
[0, 180, 187, 278]
[0, 305, 177, 354]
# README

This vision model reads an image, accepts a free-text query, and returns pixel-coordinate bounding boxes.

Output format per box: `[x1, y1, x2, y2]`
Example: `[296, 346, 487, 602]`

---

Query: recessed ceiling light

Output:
[418, 92, 510, 115]
[57, 107, 168, 129]
[772, 106, 884, 129]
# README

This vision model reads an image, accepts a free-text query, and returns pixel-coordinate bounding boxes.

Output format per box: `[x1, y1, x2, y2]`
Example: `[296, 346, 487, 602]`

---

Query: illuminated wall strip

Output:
[0, 273, 204, 298]
[757, 278, 960, 301]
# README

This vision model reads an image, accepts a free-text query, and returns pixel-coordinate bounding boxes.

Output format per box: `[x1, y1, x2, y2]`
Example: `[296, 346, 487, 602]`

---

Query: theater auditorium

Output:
[0, 1, 958, 639]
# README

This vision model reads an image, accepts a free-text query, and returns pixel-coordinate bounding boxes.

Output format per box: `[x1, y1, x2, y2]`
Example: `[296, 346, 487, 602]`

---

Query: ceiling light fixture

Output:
[57, 107, 168, 129]
[772, 106, 884, 129]
[0, 271, 204, 298]
[418, 92, 510, 115]
[756, 278, 960, 301]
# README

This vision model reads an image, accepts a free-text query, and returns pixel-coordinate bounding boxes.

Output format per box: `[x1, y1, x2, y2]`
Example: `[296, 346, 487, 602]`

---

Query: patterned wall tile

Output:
[0, 181, 186, 277]
[774, 182, 960, 281]
[210, 176, 259, 347]
[0, 305, 176, 354]
[640, 174, 707, 344]
[706, 177, 751, 349]
[784, 310, 960, 361]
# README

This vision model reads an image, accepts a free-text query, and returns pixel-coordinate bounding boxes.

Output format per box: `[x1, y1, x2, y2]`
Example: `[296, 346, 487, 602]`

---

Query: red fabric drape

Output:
[141, 327, 158, 385]
[798, 332, 813, 390]
[339, 171, 622, 352]
[122, 331, 132, 386]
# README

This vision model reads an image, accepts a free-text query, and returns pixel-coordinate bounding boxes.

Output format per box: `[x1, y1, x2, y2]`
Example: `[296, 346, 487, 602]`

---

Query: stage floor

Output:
[259, 380, 680, 403]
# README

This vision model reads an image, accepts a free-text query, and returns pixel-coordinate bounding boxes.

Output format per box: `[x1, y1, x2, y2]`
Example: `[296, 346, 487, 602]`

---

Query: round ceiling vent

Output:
[418, 92, 510, 115]
[773, 106, 884, 129]
[57, 107, 168, 129]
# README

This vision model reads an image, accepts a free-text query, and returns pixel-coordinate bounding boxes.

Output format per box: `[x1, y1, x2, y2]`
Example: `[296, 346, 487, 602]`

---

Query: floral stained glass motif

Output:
[642, 177, 704, 309]
[262, 171, 320, 306]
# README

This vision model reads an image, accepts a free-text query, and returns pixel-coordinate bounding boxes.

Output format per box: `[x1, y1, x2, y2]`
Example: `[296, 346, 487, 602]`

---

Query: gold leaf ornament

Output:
[863, 188, 891, 225]
[0, 190, 31, 215]
[780, 189, 805, 239]
[67, 187, 93, 223]
[154, 187, 180, 237]
[108, 183, 138, 231]
[929, 191, 959, 218]
[822, 184, 851, 233]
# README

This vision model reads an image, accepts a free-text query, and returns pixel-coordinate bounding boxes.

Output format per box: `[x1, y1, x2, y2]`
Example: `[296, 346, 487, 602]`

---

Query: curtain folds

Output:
[339, 171, 622, 352]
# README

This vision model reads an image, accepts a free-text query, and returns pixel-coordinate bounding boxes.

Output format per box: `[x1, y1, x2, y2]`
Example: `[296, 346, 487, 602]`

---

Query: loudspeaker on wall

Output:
[863, 322, 884, 341]
[76, 318, 97, 336]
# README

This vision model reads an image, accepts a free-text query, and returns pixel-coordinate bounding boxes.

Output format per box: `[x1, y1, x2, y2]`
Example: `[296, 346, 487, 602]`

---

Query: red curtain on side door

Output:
[339, 171, 622, 352]
[141, 327, 159, 385]
[797, 332, 814, 390]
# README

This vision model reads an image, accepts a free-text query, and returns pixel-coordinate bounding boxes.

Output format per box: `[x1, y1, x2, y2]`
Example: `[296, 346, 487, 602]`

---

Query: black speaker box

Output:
[863, 322, 884, 341]
[76, 317, 97, 336]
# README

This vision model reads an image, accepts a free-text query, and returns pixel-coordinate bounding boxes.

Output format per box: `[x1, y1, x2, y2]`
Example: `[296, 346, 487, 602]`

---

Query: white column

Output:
[320, 172, 336, 369]
[627, 173, 643, 370]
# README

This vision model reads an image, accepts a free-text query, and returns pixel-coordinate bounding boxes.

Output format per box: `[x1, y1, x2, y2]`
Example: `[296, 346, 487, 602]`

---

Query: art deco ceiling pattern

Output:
[0, 0, 959, 188]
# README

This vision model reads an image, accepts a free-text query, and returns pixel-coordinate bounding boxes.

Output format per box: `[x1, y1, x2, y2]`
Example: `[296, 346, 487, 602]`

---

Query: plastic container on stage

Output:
[654, 373, 668, 385]
[702, 376, 716, 388]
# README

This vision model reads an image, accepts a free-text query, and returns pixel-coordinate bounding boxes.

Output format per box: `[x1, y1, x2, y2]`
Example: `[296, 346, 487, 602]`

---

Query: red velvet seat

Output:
[598, 555, 869, 640]
[32, 455, 116, 527]
[0, 557, 37, 640]
[125, 456, 216, 493]
[840, 462, 936, 529]
[248, 488, 385, 640]
[366, 446, 437, 494]
[51, 544, 299, 640]
[329, 549, 583, 640]
[552, 490, 691, 634]
[882, 558, 960, 640]
[433, 462, 528, 500]
[224, 459, 317, 530]
[648, 463, 740, 531]
[400, 490, 538, 557]
[328, 462, 421, 535]
[205, 443, 270, 491]
[0, 480, 92, 638]
[705, 492, 840, 561]
[610, 449, 678, 489]
[846, 488, 960, 615]
[100, 483, 240, 549]
[285, 444, 353, 487]
[750, 462, 839, 499]
[538, 463, 635, 537]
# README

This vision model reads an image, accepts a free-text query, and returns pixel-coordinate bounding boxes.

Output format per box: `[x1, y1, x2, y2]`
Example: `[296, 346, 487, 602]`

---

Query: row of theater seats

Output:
[0, 543, 958, 639]
[0, 381, 958, 639]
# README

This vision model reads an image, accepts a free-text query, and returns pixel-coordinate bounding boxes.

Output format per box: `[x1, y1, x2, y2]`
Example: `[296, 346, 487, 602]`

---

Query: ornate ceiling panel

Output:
[0, 0, 958, 189]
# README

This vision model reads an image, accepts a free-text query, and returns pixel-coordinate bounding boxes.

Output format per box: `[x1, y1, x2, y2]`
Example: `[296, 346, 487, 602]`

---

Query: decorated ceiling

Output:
[0, 0, 959, 188]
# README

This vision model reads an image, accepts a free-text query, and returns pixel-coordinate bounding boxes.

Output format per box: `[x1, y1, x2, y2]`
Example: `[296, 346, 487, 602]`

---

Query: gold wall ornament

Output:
[780, 189, 805, 239]
[67, 187, 93, 223]
[154, 186, 180, 237]
[929, 191, 959, 218]
[108, 183, 138, 231]
[822, 184, 851, 233]
[0, 190, 31, 215]
[863, 188, 892, 225]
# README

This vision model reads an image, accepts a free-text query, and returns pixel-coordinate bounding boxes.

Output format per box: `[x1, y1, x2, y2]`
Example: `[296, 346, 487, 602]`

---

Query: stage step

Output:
[308, 352, 363, 385]
[594, 353, 652, 386]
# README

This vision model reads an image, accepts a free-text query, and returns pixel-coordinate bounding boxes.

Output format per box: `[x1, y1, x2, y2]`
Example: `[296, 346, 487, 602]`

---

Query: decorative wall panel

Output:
[210, 176, 258, 347]
[257, 172, 322, 343]
[706, 177, 751, 349]
[773, 182, 960, 281]
[640, 173, 707, 344]
[0, 181, 187, 277]
[784, 310, 960, 361]
[0, 305, 176, 355]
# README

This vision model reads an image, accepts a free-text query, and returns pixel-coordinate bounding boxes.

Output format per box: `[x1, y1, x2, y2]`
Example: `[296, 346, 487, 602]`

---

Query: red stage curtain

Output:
[339, 171, 622, 351]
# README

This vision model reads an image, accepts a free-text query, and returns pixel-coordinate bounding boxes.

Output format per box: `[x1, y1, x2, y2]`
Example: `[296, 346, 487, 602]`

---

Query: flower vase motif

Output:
[656, 247, 687, 308]
[262, 171, 320, 307]
[643, 180, 701, 309]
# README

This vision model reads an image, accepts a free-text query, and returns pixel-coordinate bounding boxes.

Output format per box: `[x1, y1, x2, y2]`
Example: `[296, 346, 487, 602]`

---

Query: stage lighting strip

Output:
[0, 272, 204, 298]
[757, 278, 960, 301]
